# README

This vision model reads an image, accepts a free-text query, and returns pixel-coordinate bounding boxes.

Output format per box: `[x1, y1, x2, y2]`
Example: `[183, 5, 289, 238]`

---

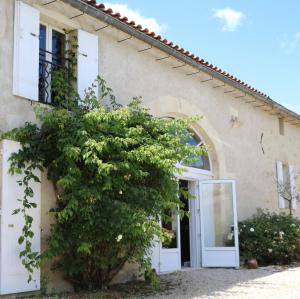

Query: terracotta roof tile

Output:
[77, 1, 300, 120]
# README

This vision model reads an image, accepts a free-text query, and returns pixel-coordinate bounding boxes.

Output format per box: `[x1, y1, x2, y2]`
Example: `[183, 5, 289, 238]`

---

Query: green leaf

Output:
[18, 236, 24, 245]
[12, 208, 20, 215]
[5, 71, 208, 288]
[28, 231, 34, 238]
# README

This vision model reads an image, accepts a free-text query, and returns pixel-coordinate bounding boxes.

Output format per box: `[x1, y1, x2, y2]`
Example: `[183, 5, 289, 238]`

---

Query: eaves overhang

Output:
[60, 0, 300, 125]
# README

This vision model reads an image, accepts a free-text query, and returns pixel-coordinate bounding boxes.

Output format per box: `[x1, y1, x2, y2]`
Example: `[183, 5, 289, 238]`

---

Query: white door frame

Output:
[199, 180, 239, 268]
[158, 212, 181, 272]
[155, 166, 213, 273]
[152, 167, 239, 272]
[177, 167, 213, 269]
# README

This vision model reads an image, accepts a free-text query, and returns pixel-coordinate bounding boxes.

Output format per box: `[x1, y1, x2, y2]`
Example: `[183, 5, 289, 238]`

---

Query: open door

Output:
[199, 180, 239, 268]
[158, 210, 181, 272]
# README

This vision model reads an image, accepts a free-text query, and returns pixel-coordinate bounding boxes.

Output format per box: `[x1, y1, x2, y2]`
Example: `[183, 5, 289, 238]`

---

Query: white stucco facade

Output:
[1, 0, 300, 295]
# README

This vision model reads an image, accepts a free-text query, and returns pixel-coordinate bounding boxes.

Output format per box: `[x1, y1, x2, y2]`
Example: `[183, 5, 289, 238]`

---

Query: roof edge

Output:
[61, 0, 300, 123]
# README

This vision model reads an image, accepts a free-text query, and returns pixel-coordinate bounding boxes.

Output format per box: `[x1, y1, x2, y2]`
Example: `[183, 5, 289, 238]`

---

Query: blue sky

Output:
[103, 1, 300, 114]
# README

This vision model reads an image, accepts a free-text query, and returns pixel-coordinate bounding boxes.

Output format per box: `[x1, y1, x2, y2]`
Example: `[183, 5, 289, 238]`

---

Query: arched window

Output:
[184, 131, 210, 171]
[161, 117, 211, 171]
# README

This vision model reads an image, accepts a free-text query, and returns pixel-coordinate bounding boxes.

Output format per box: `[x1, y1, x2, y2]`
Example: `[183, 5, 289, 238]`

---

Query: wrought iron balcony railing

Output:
[38, 48, 68, 104]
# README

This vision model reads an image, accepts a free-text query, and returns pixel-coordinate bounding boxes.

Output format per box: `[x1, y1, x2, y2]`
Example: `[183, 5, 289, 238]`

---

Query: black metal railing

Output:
[38, 48, 68, 103]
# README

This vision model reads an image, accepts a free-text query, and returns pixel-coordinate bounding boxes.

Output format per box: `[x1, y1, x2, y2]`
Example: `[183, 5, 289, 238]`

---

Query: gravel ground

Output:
[19, 265, 300, 299]
[143, 265, 300, 299]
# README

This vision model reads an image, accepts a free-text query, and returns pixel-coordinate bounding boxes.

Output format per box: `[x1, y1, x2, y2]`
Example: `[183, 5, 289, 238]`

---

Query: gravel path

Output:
[143, 265, 300, 299]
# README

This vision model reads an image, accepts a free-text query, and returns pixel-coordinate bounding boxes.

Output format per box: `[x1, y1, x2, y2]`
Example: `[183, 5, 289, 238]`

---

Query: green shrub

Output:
[4, 77, 207, 289]
[239, 210, 300, 265]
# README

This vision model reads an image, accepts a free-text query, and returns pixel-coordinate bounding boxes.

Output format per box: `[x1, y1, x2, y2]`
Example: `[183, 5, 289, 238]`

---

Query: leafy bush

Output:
[239, 210, 300, 265]
[4, 77, 207, 289]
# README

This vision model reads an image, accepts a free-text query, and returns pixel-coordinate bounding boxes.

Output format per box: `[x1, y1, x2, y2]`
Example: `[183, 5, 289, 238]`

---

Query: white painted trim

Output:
[199, 180, 239, 268]
[204, 247, 238, 251]
[188, 180, 201, 268]
[276, 161, 285, 209]
[200, 179, 235, 184]
[232, 181, 240, 268]
[40, 21, 66, 35]
[176, 163, 213, 181]
[158, 211, 181, 272]
[154, 167, 214, 272]
[289, 165, 297, 210]
[160, 248, 179, 253]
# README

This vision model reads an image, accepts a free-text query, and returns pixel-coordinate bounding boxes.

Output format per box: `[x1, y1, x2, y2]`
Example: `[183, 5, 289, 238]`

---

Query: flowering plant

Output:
[239, 210, 300, 264]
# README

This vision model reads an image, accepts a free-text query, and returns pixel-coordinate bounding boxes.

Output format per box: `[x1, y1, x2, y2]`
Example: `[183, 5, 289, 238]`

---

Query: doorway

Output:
[179, 180, 190, 268]
[152, 177, 202, 273]
[151, 176, 239, 273]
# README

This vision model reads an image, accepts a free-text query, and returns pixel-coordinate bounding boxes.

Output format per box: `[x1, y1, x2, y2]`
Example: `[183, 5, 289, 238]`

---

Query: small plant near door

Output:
[2, 75, 207, 289]
[238, 209, 300, 265]
[277, 178, 300, 216]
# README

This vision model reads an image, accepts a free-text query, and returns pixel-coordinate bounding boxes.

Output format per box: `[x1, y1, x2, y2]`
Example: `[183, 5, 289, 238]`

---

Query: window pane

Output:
[39, 24, 46, 58]
[162, 210, 178, 249]
[159, 122, 211, 171]
[39, 24, 47, 102]
[202, 183, 234, 247]
[186, 135, 199, 146]
[52, 29, 65, 66]
[185, 134, 210, 170]
[187, 154, 210, 170]
[185, 133, 210, 170]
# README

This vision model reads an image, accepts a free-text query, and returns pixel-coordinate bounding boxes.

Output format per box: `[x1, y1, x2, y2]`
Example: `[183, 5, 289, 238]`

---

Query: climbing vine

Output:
[3, 55, 208, 289]
[10, 162, 42, 283]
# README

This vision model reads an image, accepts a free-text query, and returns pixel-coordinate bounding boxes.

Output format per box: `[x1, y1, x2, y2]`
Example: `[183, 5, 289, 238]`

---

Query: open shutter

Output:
[289, 165, 297, 210]
[0, 140, 41, 295]
[77, 29, 99, 100]
[13, 0, 40, 101]
[276, 161, 285, 209]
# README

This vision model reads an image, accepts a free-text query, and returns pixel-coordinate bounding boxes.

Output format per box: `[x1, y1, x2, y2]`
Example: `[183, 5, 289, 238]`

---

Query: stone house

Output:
[0, 0, 300, 295]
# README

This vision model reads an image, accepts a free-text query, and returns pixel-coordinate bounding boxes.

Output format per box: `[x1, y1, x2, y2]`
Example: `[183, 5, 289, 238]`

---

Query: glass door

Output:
[199, 180, 239, 268]
[159, 209, 181, 272]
